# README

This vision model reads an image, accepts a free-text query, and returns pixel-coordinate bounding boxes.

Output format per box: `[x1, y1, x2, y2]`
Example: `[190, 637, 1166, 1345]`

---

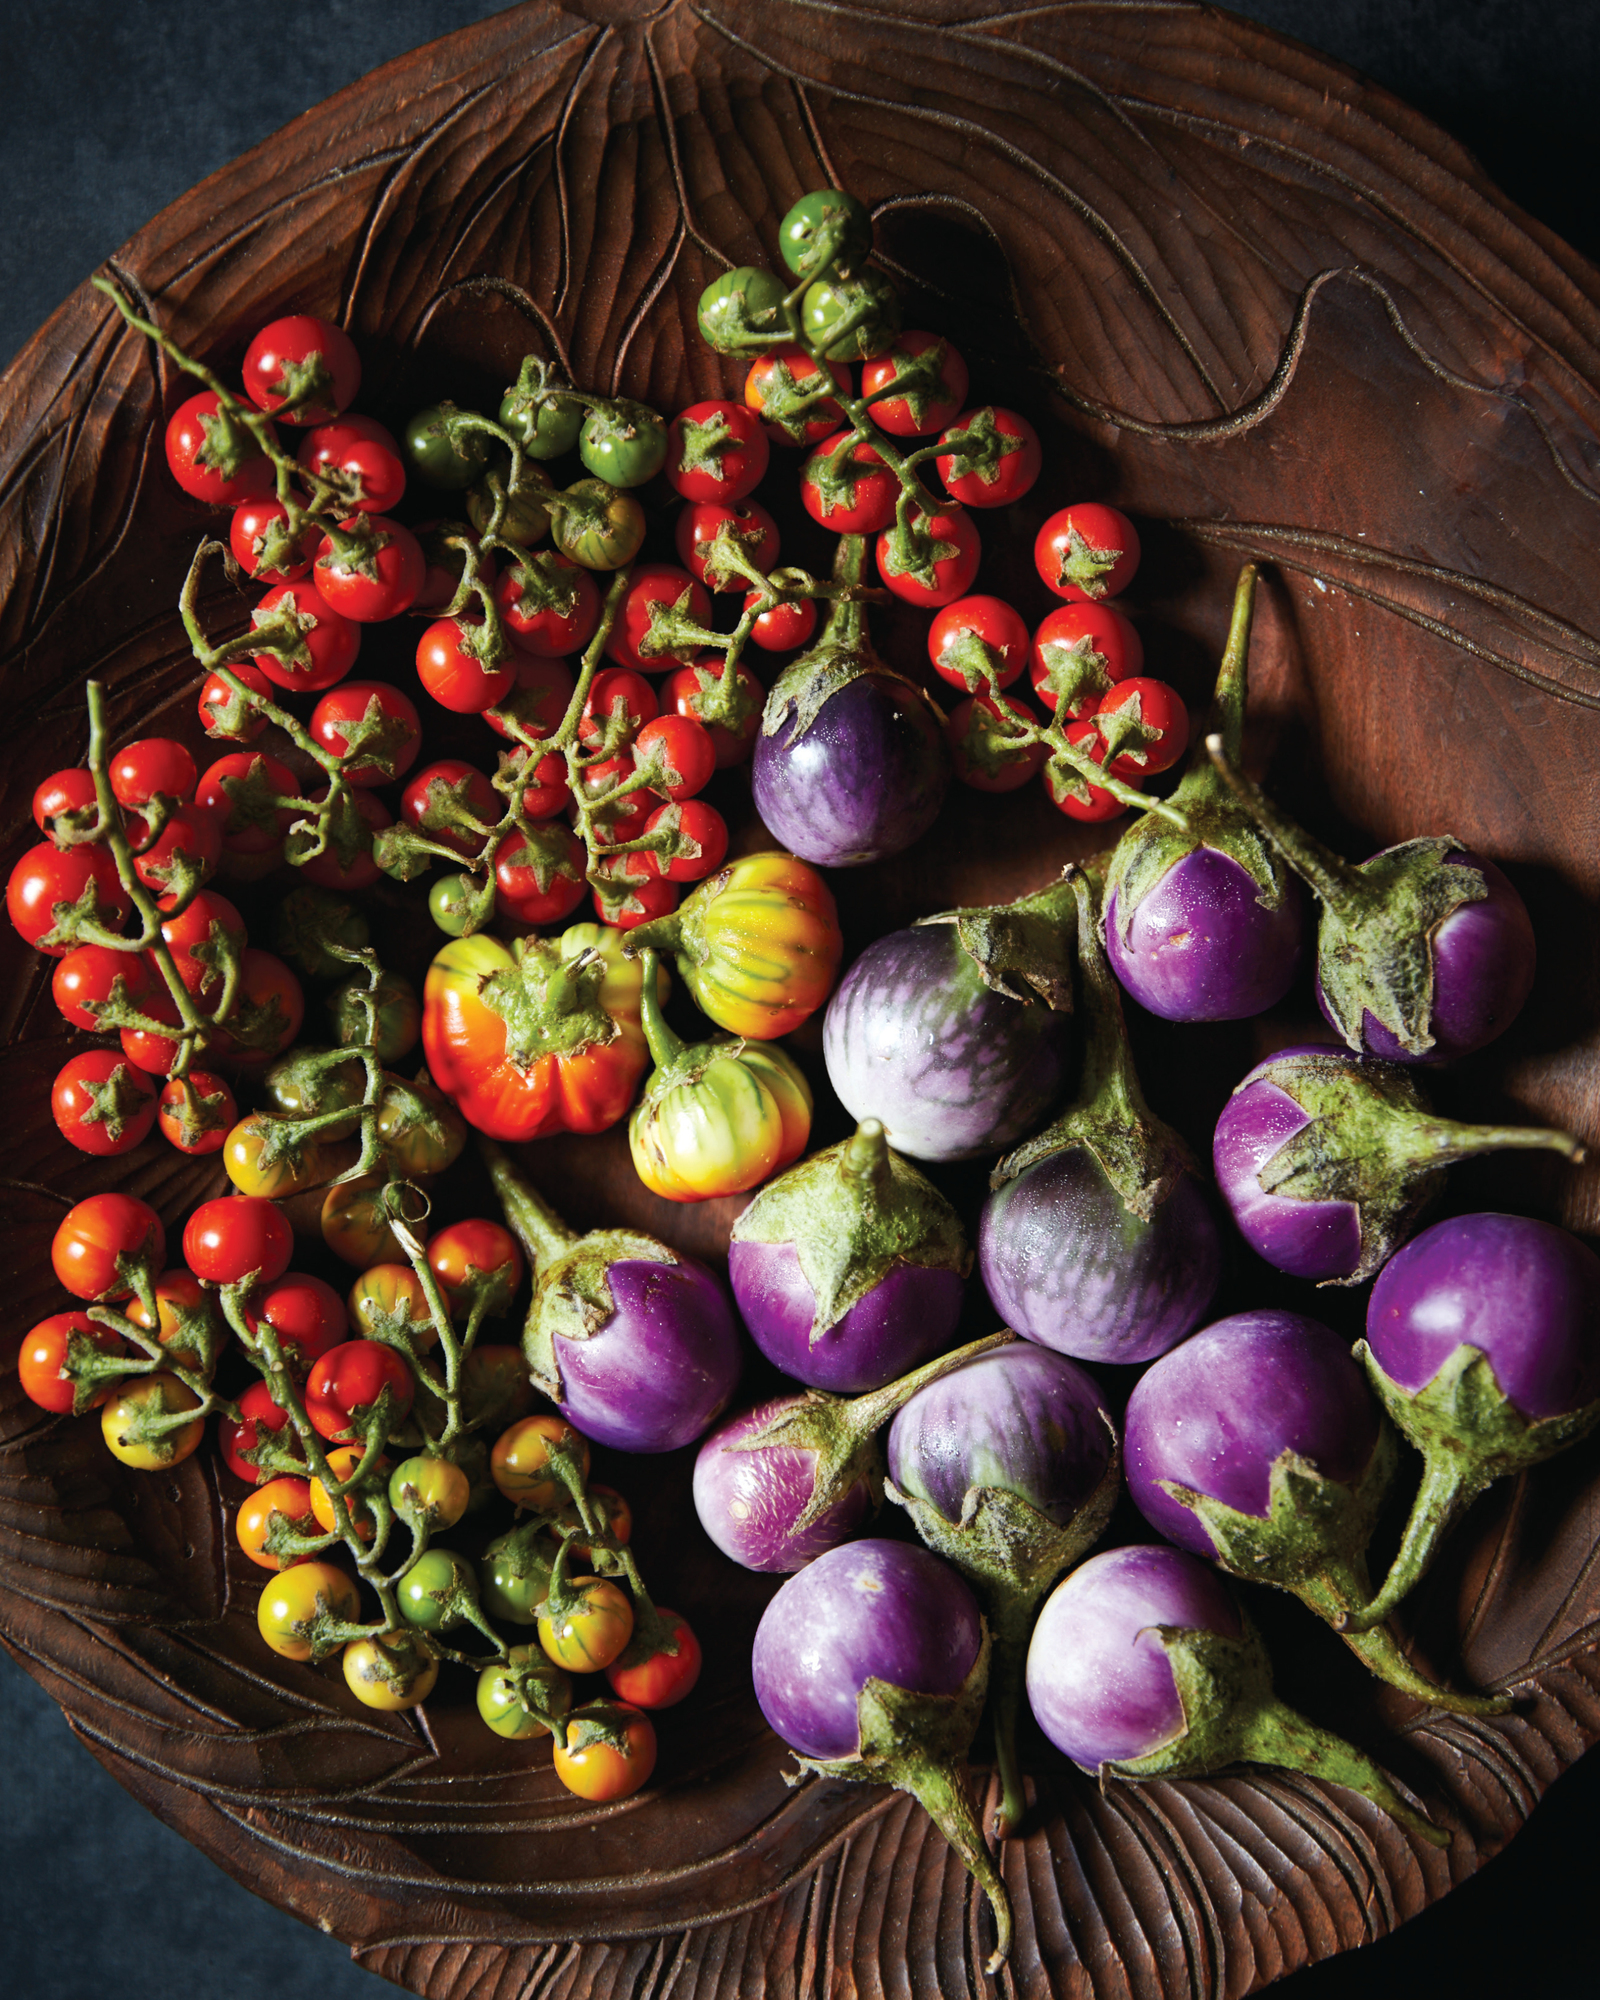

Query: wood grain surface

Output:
[3, 4, 1600, 1996]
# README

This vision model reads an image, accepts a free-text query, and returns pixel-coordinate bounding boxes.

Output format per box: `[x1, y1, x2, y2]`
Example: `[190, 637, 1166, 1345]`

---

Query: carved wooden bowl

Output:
[4, 4, 1600, 1994]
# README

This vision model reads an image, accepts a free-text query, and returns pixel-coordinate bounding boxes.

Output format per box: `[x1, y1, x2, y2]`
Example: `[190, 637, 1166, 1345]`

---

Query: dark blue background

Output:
[3, 4, 1598, 1995]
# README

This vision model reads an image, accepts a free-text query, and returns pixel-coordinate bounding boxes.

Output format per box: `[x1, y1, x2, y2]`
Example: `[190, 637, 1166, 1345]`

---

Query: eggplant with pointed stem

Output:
[1348, 1212, 1600, 1631]
[885, 1342, 1119, 1838]
[727, 1117, 969, 1392]
[1213, 1045, 1584, 1283]
[1101, 565, 1307, 1021]
[978, 864, 1222, 1365]
[483, 1140, 742, 1453]
[1026, 1545, 1449, 1847]
[692, 1329, 1014, 1573]
[1124, 1307, 1510, 1713]
[752, 1538, 1013, 1973]
[1205, 734, 1536, 1062]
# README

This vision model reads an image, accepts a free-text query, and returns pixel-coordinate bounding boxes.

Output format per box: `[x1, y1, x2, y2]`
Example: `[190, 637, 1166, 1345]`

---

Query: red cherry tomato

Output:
[195, 753, 299, 859]
[52, 1049, 158, 1155]
[743, 590, 816, 652]
[592, 852, 679, 930]
[876, 505, 981, 607]
[308, 681, 422, 786]
[110, 738, 197, 810]
[861, 330, 969, 438]
[935, 406, 1043, 509]
[517, 748, 571, 820]
[296, 413, 406, 515]
[164, 391, 275, 505]
[632, 715, 716, 801]
[242, 315, 361, 426]
[579, 668, 658, 752]
[288, 788, 391, 892]
[182, 1195, 293, 1288]
[235, 1475, 316, 1570]
[217, 949, 305, 1065]
[52, 943, 150, 1031]
[1044, 721, 1142, 823]
[416, 617, 517, 713]
[800, 431, 898, 534]
[157, 1071, 237, 1155]
[219, 1379, 294, 1484]
[662, 659, 764, 769]
[130, 802, 223, 904]
[1094, 678, 1191, 778]
[228, 497, 318, 585]
[426, 1219, 525, 1316]
[161, 889, 248, 1001]
[119, 985, 186, 1076]
[400, 760, 499, 857]
[199, 660, 276, 742]
[606, 1609, 703, 1709]
[7, 840, 130, 956]
[947, 693, 1049, 793]
[484, 654, 576, 743]
[927, 595, 1030, 692]
[1028, 601, 1144, 717]
[674, 499, 781, 593]
[246, 1272, 349, 1377]
[1034, 502, 1141, 602]
[744, 346, 850, 445]
[665, 399, 771, 503]
[313, 516, 426, 623]
[251, 580, 361, 692]
[493, 824, 588, 926]
[573, 756, 659, 848]
[606, 565, 713, 673]
[495, 550, 602, 658]
[304, 1339, 416, 1441]
[32, 767, 99, 842]
[640, 799, 729, 882]
[18, 1312, 127, 1414]
[53, 1193, 166, 1302]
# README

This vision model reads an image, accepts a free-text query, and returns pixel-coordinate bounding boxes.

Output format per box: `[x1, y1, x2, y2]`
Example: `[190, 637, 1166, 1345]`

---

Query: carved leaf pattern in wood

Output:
[3, 4, 1600, 1996]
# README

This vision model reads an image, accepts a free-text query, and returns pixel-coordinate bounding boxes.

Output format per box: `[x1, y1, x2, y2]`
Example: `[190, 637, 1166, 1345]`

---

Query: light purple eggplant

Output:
[1349, 1213, 1600, 1628]
[1123, 1308, 1507, 1713]
[728, 1118, 969, 1393]
[752, 1537, 1012, 1970]
[1024, 1544, 1448, 1846]
[1213, 1045, 1582, 1284]
[753, 535, 948, 868]
[1102, 565, 1306, 1022]
[980, 864, 1220, 1365]
[886, 1343, 1119, 1835]
[1206, 733, 1537, 1063]
[691, 1331, 1012, 1573]
[822, 884, 1076, 1162]
[485, 1142, 741, 1453]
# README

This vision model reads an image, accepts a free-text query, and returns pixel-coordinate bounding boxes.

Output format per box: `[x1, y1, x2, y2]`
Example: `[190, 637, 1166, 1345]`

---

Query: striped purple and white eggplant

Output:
[822, 874, 1077, 1162]
[979, 864, 1221, 1365]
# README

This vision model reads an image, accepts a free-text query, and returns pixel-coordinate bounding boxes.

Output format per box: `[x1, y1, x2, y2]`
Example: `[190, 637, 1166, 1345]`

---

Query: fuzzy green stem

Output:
[1205, 734, 1365, 918]
[1232, 1696, 1449, 1845]
[1210, 564, 1258, 765]
[1398, 1113, 1585, 1169]
[1349, 1452, 1476, 1634]
[1295, 1564, 1510, 1714]
[634, 950, 683, 1069]
[480, 1137, 581, 1273]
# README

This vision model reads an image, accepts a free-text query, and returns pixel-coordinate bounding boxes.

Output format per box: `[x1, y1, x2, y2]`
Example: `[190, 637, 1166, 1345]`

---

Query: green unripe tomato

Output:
[389, 1454, 471, 1534]
[800, 271, 902, 361]
[778, 188, 873, 281]
[260, 1044, 365, 1139]
[397, 1547, 479, 1632]
[477, 1644, 571, 1740]
[429, 872, 479, 937]
[403, 403, 494, 490]
[553, 479, 648, 571]
[499, 384, 584, 459]
[330, 968, 420, 1062]
[465, 461, 554, 546]
[577, 400, 669, 488]
[480, 1531, 556, 1626]
[696, 265, 790, 353]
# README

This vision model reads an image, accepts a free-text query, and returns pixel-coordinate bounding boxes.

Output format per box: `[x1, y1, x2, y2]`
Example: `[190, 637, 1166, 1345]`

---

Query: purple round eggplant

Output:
[1104, 847, 1306, 1023]
[1025, 1544, 1242, 1768]
[752, 1537, 982, 1760]
[979, 1149, 1221, 1365]
[753, 666, 948, 868]
[823, 922, 1072, 1161]
[887, 1343, 1113, 1527]
[693, 1395, 875, 1572]
[1212, 1045, 1362, 1281]
[727, 1236, 964, 1394]
[1315, 852, 1535, 1065]
[1367, 1212, 1600, 1419]
[1124, 1309, 1379, 1557]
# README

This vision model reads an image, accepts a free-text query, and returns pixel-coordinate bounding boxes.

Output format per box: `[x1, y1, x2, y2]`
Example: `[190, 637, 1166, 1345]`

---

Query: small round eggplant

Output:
[1213, 1046, 1583, 1284]
[1348, 1213, 1600, 1628]
[1124, 1308, 1507, 1713]
[1024, 1544, 1448, 1846]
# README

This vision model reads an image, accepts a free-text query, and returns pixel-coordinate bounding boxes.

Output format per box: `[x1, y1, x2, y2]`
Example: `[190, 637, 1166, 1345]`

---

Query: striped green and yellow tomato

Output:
[630, 1039, 812, 1201]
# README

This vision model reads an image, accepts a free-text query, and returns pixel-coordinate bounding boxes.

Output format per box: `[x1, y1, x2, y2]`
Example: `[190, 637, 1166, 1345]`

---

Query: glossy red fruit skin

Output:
[7, 841, 131, 956]
[32, 768, 99, 842]
[130, 802, 224, 905]
[662, 661, 763, 769]
[250, 581, 361, 692]
[304, 1339, 416, 1441]
[1028, 601, 1144, 717]
[199, 660, 276, 741]
[1033, 502, 1141, 603]
[874, 505, 981, 607]
[18, 1312, 127, 1415]
[182, 1195, 294, 1288]
[157, 1071, 237, 1155]
[110, 738, 198, 810]
[51, 1049, 159, 1156]
[632, 716, 716, 801]
[935, 405, 1042, 509]
[495, 553, 600, 657]
[308, 682, 423, 786]
[493, 826, 589, 926]
[242, 315, 361, 426]
[593, 855, 680, 931]
[219, 1379, 293, 1484]
[744, 346, 850, 445]
[291, 790, 391, 892]
[229, 498, 317, 585]
[296, 414, 406, 515]
[401, 760, 499, 858]
[416, 618, 516, 713]
[313, 516, 426, 623]
[744, 592, 817, 653]
[53, 1193, 166, 1302]
[799, 432, 897, 534]
[641, 799, 729, 882]
[246, 1272, 348, 1376]
[1044, 721, 1141, 823]
[52, 944, 151, 1031]
[196, 753, 298, 859]
[946, 693, 1049, 793]
[665, 399, 771, 503]
[926, 595, 1030, 693]
[860, 330, 969, 438]
[606, 565, 713, 672]
[579, 669, 658, 752]
[485, 656, 576, 743]
[161, 890, 248, 1001]
[675, 497, 782, 594]
[165, 392, 276, 506]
